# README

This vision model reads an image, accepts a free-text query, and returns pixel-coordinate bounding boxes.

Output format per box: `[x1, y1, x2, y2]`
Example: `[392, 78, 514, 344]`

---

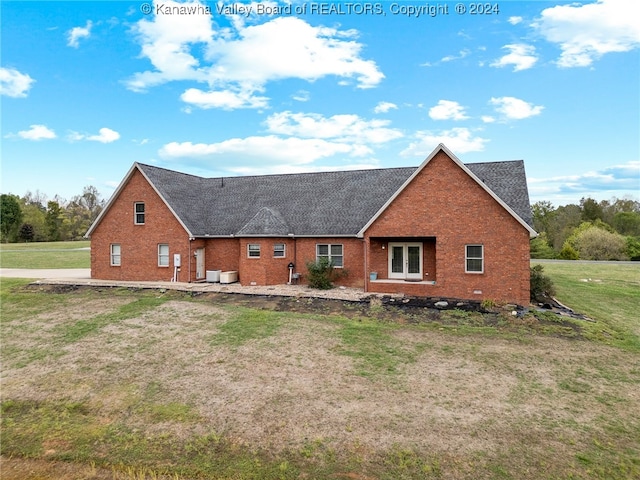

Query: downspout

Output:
[363, 237, 369, 293]
[188, 237, 192, 283]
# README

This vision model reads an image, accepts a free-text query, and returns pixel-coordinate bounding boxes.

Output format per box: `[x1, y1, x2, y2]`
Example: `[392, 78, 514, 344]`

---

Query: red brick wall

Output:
[238, 238, 295, 285]
[233, 237, 365, 287]
[364, 150, 531, 305]
[90, 169, 191, 282]
[368, 238, 437, 281]
[205, 238, 240, 275]
[294, 237, 365, 288]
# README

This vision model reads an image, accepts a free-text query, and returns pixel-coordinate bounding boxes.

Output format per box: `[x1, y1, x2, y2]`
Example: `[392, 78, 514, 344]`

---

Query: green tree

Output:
[0, 194, 23, 242]
[530, 233, 555, 259]
[46, 200, 65, 241]
[580, 197, 603, 222]
[547, 204, 582, 251]
[20, 191, 49, 241]
[574, 226, 628, 260]
[531, 200, 556, 234]
[65, 186, 105, 239]
[612, 211, 640, 236]
[18, 223, 35, 242]
[625, 237, 640, 261]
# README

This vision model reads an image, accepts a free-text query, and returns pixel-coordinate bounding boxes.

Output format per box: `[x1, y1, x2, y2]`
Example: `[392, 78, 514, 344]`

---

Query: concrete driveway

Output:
[0, 268, 91, 279]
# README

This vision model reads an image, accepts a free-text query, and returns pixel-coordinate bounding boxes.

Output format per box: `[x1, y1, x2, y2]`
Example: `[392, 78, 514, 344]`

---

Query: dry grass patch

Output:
[2, 281, 639, 479]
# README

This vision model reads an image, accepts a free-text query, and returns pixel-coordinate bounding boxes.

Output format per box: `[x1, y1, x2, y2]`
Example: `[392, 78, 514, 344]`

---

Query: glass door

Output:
[388, 243, 422, 280]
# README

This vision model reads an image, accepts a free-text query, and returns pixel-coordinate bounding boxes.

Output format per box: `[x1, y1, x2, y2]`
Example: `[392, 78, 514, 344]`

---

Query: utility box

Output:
[220, 271, 238, 284]
[206, 270, 221, 283]
[173, 254, 181, 267]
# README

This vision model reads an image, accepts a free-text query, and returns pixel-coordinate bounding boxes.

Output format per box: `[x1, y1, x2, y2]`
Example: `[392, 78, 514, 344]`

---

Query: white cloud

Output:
[292, 90, 310, 102]
[533, 0, 640, 68]
[67, 20, 93, 48]
[0, 67, 35, 97]
[69, 127, 120, 143]
[158, 136, 372, 166]
[204, 16, 383, 88]
[489, 96, 544, 120]
[401, 128, 488, 157]
[16, 124, 57, 141]
[423, 49, 471, 67]
[481, 116, 496, 123]
[374, 101, 398, 114]
[528, 161, 640, 202]
[126, 3, 383, 109]
[441, 49, 470, 62]
[265, 111, 403, 144]
[508, 16, 523, 25]
[181, 87, 269, 110]
[491, 44, 538, 71]
[428, 100, 469, 121]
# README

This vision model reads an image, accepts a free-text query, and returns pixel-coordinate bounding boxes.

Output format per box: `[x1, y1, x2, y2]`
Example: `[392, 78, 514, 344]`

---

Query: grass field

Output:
[0, 241, 90, 269]
[1, 260, 639, 479]
[532, 261, 640, 351]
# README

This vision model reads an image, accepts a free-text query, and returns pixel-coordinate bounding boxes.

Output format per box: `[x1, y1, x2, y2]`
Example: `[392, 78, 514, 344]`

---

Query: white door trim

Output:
[388, 242, 423, 280]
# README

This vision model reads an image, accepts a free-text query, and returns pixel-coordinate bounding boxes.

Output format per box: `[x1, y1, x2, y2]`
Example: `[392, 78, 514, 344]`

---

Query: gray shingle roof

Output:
[137, 159, 533, 237]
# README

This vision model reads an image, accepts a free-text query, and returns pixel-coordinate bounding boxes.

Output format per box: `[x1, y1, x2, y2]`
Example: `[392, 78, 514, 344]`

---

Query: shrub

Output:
[530, 233, 556, 259]
[306, 257, 336, 290]
[574, 227, 628, 260]
[559, 243, 579, 260]
[530, 264, 556, 303]
[625, 236, 640, 261]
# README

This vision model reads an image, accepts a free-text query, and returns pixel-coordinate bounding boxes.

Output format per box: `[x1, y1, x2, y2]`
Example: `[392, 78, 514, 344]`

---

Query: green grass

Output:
[533, 261, 640, 351]
[0, 240, 90, 268]
[336, 318, 426, 377]
[210, 308, 283, 347]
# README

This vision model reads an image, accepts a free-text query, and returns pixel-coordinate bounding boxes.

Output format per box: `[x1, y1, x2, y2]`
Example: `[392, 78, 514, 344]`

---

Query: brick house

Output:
[86, 144, 536, 305]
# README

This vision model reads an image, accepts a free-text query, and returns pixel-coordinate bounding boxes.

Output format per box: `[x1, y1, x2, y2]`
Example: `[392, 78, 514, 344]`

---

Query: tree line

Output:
[0, 186, 105, 243]
[531, 197, 640, 261]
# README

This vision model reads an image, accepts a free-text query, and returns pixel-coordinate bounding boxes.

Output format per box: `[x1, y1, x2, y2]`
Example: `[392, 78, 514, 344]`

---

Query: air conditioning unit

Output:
[220, 271, 238, 284]
[206, 270, 221, 283]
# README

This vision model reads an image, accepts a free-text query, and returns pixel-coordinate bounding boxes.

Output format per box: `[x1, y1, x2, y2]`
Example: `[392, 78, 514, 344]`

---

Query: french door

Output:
[388, 243, 422, 280]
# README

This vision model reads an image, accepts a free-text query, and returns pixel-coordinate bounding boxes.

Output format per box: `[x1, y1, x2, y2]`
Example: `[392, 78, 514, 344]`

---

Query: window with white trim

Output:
[110, 244, 121, 266]
[465, 245, 484, 273]
[273, 243, 285, 257]
[316, 244, 343, 267]
[134, 202, 145, 225]
[248, 244, 261, 257]
[158, 244, 169, 267]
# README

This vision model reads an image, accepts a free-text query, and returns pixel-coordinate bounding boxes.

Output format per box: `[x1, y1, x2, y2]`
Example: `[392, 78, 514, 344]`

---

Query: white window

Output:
[134, 202, 145, 225]
[110, 244, 121, 266]
[465, 245, 484, 273]
[158, 244, 169, 267]
[248, 244, 261, 258]
[316, 244, 343, 267]
[273, 243, 285, 257]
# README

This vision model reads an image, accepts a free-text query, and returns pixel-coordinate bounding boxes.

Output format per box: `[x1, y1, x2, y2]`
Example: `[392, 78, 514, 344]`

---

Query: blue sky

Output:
[2, 0, 639, 207]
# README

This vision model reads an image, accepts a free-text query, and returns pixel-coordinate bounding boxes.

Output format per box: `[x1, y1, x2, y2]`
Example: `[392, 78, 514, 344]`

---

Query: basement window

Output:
[110, 244, 121, 266]
[134, 202, 145, 225]
[248, 244, 261, 258]
[465, 245, 484, 273]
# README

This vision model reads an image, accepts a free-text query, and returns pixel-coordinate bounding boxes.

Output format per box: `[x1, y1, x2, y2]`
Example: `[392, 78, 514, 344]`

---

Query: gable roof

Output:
[86, 145, 535, 238]
[358, 144, 536, 237]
